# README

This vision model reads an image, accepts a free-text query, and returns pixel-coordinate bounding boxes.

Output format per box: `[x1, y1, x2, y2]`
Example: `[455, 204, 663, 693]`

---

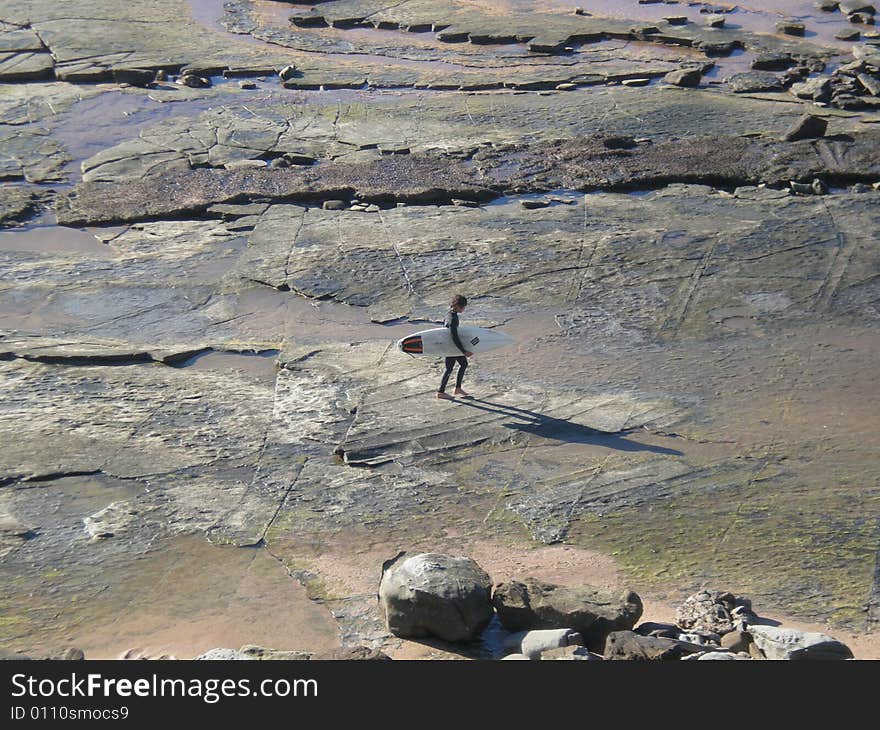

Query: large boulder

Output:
[492, 579, 642, 653]
[378, 552, 493, 642]
[746, 625, 854, 660]
[604, 631, 710, 660]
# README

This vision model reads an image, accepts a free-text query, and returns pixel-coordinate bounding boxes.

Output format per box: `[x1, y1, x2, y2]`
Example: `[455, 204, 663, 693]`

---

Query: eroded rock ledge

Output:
[56, 130, 880, 225]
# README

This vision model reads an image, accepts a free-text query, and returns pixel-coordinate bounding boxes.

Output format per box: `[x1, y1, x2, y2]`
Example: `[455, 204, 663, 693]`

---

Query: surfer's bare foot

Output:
[436, 392, 453, 400]
[454, 388, 470, 398]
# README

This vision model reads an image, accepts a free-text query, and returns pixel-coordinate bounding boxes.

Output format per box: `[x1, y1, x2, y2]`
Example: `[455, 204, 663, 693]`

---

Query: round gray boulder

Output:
[378, 552, 493, 642]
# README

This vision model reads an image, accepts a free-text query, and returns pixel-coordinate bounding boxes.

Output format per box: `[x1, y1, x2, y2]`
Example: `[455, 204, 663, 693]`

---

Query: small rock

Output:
[49, 647, 85, 660]
[574, 7, 588, 16]
[678, 631, 722, 645]
[179, 73, 211, 88]
[501, 653, 530, 660]
[816, 1, 840, 10]
[112, 68, 156, 87]
[312, 646, 392, 660]
[841, 1, 876, 15]
[195, 648, 250, 660]
[812, 177, 829, 195]
[503, 628, 583, 659]
[837, 59, 866, 74]
[783, 113, 828, 141]
[349, 204, 368, 211]
[634, 622, 680, 639]
[238, 645, 313, 661]
[790, 181, 815, 194]
[789, 76, 832, 102]
[0, 514, 36, 539]
[725, 71, 785, 93]
[555, 82, 577, 90]
[664, 67, 703, 87]
[521, 199, 551, 209]
[777, 19, 806, 35]
[155, 69, 167, 82]
[541, 645, 601, 660]
[850, 182, 872, 192]
[222, 159, 268, 170]
[603, 135, 638, 149]
[268, 158, 288, 169]
[621, 78, 651, 87]
[837, 28, 862, 39]
[857, 72, 880, 93]
[721, 629, 753, 652]
[323, 200, 347, 210]
[833, 92, 871, 108]
[872, 181, 880, 189]
[451, 199, 479, 207]
[0, 649, 34, 660]
[752, 52, 796, 70]
[693, 651, 748, 660]
[239, 80, 257, 89]
[278, 64, 297, 81]
[365, 204, 380, 212]
[604, 631, 708, 661]
[849, 12, 876, 23]
[664, 16, 688, 26]
[84, 501, 136, 540]
[705, 14, 726, 28]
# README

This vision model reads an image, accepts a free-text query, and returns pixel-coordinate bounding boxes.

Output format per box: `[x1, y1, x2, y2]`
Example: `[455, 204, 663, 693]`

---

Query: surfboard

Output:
[397, 326, 515, 357]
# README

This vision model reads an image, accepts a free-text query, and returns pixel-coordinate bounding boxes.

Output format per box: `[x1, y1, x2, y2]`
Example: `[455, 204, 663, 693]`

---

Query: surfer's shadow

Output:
[457, 398, 683, 456]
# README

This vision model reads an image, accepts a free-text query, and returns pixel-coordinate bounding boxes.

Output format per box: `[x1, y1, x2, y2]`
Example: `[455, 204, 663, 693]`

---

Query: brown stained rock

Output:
[721, 630, 753, 653]
[604, 631, 709, 660]
[492, 579, 642, 653]
[664, 67, 703, 87]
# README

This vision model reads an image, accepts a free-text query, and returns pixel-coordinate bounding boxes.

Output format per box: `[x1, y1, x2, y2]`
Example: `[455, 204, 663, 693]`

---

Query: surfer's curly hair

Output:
[451, 294, 468, 308]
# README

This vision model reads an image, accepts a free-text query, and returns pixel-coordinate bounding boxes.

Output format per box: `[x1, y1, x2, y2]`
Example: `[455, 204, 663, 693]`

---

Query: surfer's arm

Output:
[448, 314, 469, 355]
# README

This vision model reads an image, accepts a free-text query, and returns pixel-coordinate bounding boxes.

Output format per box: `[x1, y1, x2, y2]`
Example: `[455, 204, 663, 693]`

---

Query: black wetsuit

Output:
[438, 308, 468, 393]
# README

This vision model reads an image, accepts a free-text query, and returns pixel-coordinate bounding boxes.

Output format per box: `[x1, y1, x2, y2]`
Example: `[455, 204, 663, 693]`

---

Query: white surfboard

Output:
[397, 326, 515, 357]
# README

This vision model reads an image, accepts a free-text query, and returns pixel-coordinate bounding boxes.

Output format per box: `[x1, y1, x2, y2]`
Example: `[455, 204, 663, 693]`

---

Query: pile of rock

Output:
[821, 1, 877, 26]
[790, 44, 880, 109]
[378, 553, 856, 660]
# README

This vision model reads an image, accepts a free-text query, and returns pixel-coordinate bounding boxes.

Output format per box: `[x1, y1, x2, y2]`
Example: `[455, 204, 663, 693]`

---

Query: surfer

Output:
[437, 294, 473, 400]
